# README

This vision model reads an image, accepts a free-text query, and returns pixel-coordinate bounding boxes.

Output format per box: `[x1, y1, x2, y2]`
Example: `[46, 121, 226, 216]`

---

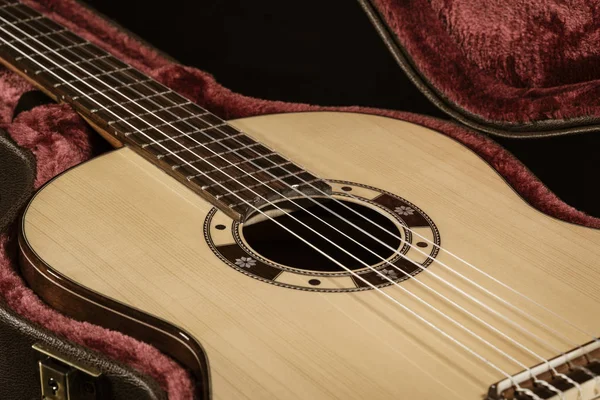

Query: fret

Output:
[0, 2, 18, 11]
[140, 123, 218, 145]
[114, 106, 222, 135]
[27, 41, 104, 68]
[72, 79, 153, 100]
[53, 66, 132, 87]
[49, 58, 124, 85]
[34, 54, 111, 75]
[93, 95, 190, 126]
[227, 177, 326, 210]
[126, 122, 229, 150]
[203, 161, 296, 189]
[163, 135, 255, 169]
[208, 182, 279, 206]
[66, 68, 145, 97]
[89, 88, 190, 121]
[0, 28, 67, 47]
[198, 155, 291, 182]
[108, 78, 169, 99]
[110, 104, 198, 131]
[0, 4, 41, 21]
[16, 41, 88, 60]
[93, 101, 148, 122]
[122, 106, 199, 130]
[165, 135, 256, 170]
[91, 90, 171, 113]
[6, 31, 87, 65]
[0, 16, 58, 41]
[215, 170, 311, 200]
[0, 15, 42, 28]
[187, 162, 279, 198]
[167, 143, 267, 170]
[172, 144, 271, 170]
[0, 3, 39, 22]
[140, 122, 231, 147]
[162, 132, 244, 157]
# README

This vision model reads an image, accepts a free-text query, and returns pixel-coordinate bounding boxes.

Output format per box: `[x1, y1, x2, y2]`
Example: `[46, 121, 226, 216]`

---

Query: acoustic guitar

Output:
[2, 1, 600, 399]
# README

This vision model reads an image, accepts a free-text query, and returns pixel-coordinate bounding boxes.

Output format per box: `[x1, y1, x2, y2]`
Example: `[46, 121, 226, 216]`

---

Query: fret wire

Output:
[227, 178, 323, 209]
[90, 90, 171, 113]
[15, 41, 87, 60]
[69, 70, 146, 96]
[1, 28, 66, 45]
[122, 106, 200, 128]
[204, 161, 293, 189]
[53, 67, 131, 87]
[0, 3, 17, 10]
[1, 18, 54, 39]
[191, 152, 282, 180]
[217, 170, 309, 199]
[141, 122, 228, 141]
[172, 144, 266, 169]
[0, 6, 38, 21]
[0, 15, 41, 28]
[51, 59, 121, 82]
[34, 54, 111, 74]
[162, 130, 242, 161]
[139, 122, 223, 146]
[71, 78, 153, 100]
[114, 108, 200, 133]
[28, 43, 94, 66]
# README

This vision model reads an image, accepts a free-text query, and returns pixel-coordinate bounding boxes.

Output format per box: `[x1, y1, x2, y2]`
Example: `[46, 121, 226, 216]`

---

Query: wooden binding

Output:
[18, 212, 212, 400]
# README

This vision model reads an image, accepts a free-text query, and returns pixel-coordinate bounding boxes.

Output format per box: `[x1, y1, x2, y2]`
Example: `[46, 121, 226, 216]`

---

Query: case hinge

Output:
[33, 343, 103, 400]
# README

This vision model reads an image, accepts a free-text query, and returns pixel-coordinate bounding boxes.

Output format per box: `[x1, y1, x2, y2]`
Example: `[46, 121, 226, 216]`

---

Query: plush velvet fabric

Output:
[372, 0, 600, 123]
[0, 1, 598, 399]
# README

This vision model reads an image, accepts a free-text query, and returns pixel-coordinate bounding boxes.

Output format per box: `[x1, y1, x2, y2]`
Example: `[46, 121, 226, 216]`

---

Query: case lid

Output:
[359, 0, 600, 138]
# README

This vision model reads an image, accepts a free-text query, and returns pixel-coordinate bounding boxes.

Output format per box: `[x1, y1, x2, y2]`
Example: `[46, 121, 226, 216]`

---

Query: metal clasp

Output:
[33, 343, 103, 400]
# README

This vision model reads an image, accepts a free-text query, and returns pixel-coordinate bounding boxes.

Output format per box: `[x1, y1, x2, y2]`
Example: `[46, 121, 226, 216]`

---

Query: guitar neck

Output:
[0, 0, 330, 220]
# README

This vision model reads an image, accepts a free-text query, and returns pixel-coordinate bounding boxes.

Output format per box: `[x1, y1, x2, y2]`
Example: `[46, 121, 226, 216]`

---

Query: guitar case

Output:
[0, 0, 599, 399]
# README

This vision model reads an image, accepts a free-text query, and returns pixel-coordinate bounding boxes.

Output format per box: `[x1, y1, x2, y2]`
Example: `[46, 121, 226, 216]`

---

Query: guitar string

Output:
[35, 41, 581, 387]
[0, 14, 557, 400]
[8, 6, 593, 397]
[17, 21, 594, 387]
[3, 8, 589, 390]
[19, 15, 586, 358]
[4, 7, 592, 394]
[34, 25, 595, 356]
[30, 24, 575, 357]
[0, 7, 590, 396]
[0, 13, 547, 400]
[27, 41, 589, 393]
[0, 20, 576, 400]
[24, 11, 595, 354]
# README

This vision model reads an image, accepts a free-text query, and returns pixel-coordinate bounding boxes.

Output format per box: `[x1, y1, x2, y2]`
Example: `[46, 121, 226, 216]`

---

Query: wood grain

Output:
[21, 112, 600, 399]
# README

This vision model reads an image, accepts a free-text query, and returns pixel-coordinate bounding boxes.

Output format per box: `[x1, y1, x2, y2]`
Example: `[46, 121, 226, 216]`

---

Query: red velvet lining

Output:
[0, 1, 598, 399]
[372, 0, 600, 123]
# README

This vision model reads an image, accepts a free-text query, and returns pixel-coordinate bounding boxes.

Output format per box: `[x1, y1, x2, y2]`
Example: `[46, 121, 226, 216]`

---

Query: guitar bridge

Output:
[488, 341, 600, 400]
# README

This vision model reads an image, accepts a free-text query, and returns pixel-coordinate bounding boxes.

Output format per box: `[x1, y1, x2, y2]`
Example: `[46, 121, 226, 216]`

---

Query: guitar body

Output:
[19, 112, 600, 399]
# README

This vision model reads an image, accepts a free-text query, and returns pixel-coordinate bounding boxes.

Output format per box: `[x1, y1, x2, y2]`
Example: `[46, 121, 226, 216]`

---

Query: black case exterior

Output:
[0, 128, 167, 400]
[0, 301, 167, 400]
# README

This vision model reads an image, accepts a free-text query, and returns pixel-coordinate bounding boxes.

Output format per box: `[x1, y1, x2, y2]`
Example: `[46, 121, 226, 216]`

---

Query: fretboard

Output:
[0, 0, 331, 220]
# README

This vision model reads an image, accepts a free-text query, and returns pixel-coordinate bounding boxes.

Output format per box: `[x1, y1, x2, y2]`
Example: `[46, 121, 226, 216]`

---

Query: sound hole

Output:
[242, 198, 402, 272]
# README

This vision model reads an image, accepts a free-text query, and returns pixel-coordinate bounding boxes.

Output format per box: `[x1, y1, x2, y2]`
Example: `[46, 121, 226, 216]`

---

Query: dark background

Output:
[81, 0, 600, 218]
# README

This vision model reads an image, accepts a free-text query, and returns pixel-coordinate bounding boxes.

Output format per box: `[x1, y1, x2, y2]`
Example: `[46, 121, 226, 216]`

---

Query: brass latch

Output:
[33, 343, 103, 400]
